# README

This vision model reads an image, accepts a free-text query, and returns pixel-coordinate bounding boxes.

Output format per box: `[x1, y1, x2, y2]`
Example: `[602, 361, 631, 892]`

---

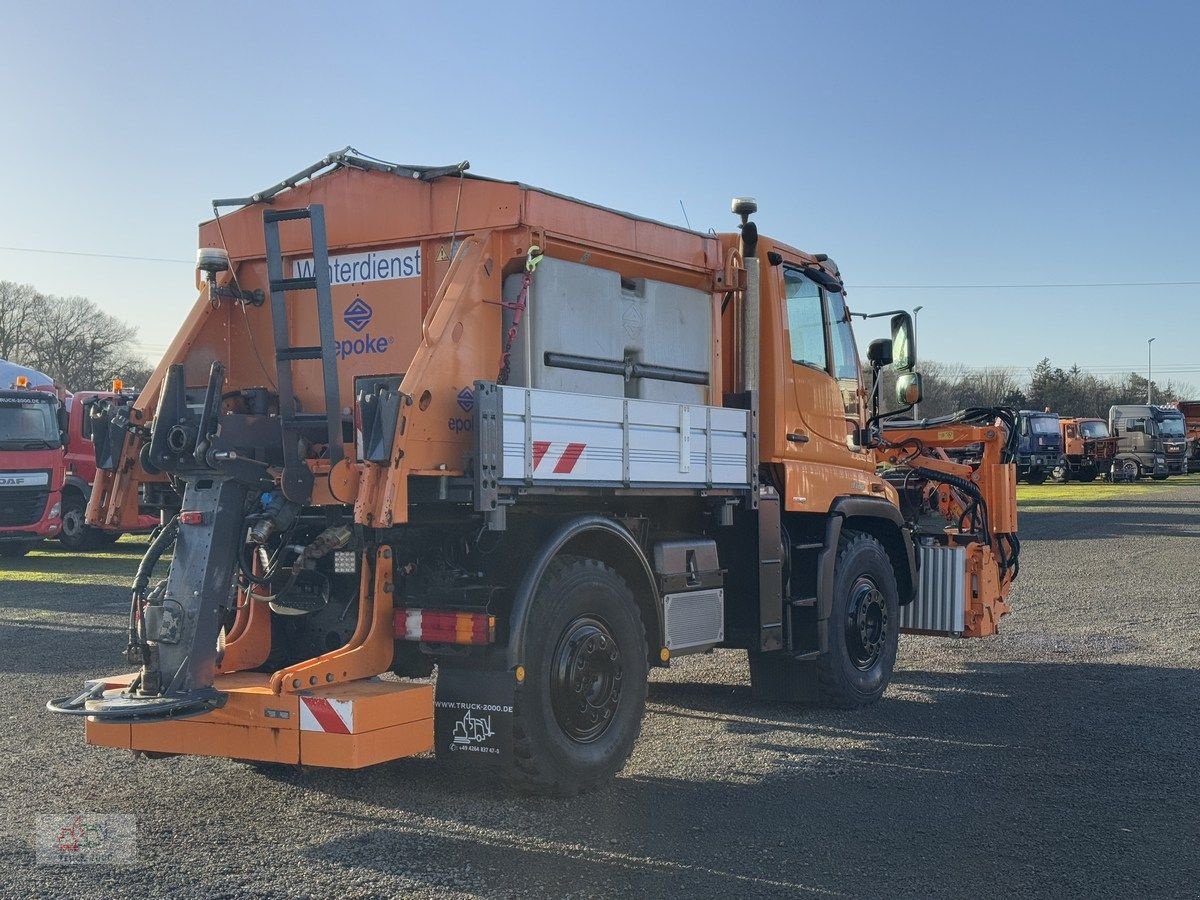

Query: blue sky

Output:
[1, 1, 1196, 387]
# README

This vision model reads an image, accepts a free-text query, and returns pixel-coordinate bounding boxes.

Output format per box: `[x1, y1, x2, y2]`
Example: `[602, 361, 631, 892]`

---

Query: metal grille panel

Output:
[900, 544, 966, 635]
[0, 489, 48, 527]
[663, 589, 724, 652]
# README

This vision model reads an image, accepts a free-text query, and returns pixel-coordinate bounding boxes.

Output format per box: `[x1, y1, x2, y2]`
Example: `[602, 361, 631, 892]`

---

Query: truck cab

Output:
[1015, 410, 1062, 484]
[1055, 417, 1117, 482]
[0, 384, 65, 557]
[1109, 405, 1187, 479]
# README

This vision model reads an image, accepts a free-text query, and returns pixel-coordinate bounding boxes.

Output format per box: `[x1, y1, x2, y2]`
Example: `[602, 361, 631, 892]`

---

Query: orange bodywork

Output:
[86, 672, 432, 767]
[1060, 417, 1117, 462]
[89, 164, 887, 533]
[876, 423, 1017, 637]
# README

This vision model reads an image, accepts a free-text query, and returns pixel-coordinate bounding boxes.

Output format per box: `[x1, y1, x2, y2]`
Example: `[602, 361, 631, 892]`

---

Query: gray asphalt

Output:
[1, 483, 1198, 898]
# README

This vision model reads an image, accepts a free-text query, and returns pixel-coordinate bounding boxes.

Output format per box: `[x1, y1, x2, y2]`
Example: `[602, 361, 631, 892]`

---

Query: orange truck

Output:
[50, 150, 1019, 794]
[1055, 417, 1118, 482]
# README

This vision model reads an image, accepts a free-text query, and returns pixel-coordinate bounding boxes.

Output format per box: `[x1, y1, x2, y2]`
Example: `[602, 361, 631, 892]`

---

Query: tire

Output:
[510, 555, 648, 796]
[92, 531, 121, 547]
[58, 493, 98, 551]
[1152, 474, 1168, 481]
[1120, 459, 1140, 481]
[813, 531, 901, 708]
[1050, 461, 1070, 483]
[748, 531, 900, 707]
[1078, 470, 1098, 483]
[1025, 470, 1048, 485]
[0, 542, 36, 558]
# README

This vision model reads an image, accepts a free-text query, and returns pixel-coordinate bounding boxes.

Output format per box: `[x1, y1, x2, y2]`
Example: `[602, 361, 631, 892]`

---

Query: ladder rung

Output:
[263, 208, 312, 224]
[283, 414, 329, 428]
[276, 346, 323, 361]
[790, 597, 818, 608]
[793, 542, 824, 551]
[270, 277, 318, 293]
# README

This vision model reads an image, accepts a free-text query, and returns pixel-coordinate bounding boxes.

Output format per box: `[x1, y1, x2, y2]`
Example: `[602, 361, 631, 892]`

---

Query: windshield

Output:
[0, 397, 61, 449]
[1079, 421, 1109, 439]
[1157, 417, 1185, 437]
[1030, 416, 1058, 435]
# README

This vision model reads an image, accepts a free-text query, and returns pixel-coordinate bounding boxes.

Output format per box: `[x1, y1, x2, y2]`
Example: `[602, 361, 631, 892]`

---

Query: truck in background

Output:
[0, 372, 65, 557]
[1175, 401, 1200, 472]
[1015, 410, 1062, 484]
[1109, 405, 1188, 479]
[59, 386, 159, 550]
[1053, 417, 1118, 483]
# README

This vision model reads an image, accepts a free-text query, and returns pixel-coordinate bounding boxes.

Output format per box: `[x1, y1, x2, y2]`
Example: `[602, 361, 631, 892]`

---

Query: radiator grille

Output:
[663, 589, 724, 652]
[900, 544, 966, 635]
[0, 489, 48, 527]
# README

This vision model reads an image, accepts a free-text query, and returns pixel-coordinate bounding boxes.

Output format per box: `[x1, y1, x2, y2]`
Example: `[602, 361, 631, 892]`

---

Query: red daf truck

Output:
[0, 370, 65, 557]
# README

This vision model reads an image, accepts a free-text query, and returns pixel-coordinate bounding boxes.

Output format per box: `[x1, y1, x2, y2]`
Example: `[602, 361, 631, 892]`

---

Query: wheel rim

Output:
[845, 576, 888, 671]
[61, 507, 83, 539]
[550, 616, 623, 744]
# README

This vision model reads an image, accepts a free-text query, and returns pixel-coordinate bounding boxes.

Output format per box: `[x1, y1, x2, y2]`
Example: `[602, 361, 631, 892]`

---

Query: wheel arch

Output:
[505, 515, 662, 670]
[827, 497, 916, 607]
[61, 476, 90, 501]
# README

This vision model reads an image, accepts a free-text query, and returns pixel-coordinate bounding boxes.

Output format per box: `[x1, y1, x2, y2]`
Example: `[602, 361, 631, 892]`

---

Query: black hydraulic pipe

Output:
[543, 352, 709, 386]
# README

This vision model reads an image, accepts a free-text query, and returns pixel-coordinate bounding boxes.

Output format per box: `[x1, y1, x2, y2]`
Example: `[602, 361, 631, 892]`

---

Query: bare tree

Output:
[0, 281, 49, 362]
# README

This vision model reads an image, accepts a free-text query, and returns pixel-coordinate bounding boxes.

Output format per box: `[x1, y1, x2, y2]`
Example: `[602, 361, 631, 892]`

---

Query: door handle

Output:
[787, 432, 810, 444]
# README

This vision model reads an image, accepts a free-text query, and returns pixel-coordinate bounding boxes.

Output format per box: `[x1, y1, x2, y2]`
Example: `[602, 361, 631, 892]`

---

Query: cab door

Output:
[775, 264, 869, 511]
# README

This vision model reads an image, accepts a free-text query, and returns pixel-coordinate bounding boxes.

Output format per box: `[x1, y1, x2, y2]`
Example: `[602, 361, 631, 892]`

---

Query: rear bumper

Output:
[85, 672, 433, 768]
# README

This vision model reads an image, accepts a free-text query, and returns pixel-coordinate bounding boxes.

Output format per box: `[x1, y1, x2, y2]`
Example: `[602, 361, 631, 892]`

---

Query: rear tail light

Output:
[179, 511, 205, 525]
[394, 608, 495, 645]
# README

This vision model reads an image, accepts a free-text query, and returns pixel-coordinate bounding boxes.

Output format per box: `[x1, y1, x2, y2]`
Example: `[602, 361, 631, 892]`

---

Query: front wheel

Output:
[1050, 461, 1070, 483]
[815, 531, 901, 708]
[1025, 469, 1048, 485]
[510, 556, 648, 796]
[58, 494, 98, 551]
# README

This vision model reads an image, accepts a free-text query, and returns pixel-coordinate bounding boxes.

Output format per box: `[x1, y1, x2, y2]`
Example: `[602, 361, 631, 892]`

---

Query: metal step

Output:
[276, 346, 324, 361]
[262, 208, 313, 224]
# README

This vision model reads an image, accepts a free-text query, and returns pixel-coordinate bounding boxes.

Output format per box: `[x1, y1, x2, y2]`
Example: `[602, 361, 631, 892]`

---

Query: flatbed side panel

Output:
[493, 385, 751, 488]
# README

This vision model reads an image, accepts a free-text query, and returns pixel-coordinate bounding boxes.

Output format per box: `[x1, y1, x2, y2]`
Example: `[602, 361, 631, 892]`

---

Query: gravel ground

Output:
[1, 482, 1197, 899]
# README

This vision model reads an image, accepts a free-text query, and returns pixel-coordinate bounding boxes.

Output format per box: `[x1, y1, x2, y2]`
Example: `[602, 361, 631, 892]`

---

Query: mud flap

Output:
[434, 667, 514, 763]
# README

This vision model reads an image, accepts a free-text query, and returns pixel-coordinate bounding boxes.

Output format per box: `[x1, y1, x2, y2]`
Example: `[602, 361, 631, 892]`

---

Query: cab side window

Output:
[783, 268, 827, 371]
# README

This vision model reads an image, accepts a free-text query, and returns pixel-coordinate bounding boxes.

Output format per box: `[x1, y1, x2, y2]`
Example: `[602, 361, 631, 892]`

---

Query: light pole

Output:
[1147, 337, 1155, 404]
[913, 306, 924, 417]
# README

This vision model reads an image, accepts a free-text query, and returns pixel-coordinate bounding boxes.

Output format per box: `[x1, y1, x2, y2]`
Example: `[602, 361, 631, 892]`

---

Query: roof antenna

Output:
[678, 200, 693, 230]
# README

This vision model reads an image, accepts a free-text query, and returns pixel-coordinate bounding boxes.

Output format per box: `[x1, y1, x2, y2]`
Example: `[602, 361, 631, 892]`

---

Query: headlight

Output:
[48, 501, 61, 519]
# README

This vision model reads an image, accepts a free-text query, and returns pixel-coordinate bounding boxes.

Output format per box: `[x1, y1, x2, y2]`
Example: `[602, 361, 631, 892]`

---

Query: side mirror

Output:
[56, 405, 69, 447]
[890, 313, 917, 372]
[896, 372, 923, 407]
[867, 338, 893, 368]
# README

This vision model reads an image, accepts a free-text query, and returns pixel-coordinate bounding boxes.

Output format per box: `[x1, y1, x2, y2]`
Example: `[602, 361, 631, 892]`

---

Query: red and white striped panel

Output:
[531, 441, 587, 476]
[299, 696, 354, 734]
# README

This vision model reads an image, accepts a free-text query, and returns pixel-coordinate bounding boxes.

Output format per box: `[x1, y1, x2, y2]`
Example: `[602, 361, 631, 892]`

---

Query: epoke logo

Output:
[343, 297, 373, 332]
[456, 388, 474, 413]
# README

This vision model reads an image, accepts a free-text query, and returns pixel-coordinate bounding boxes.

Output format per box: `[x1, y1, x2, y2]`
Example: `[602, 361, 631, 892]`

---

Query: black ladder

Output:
[262, 204, 343, 502]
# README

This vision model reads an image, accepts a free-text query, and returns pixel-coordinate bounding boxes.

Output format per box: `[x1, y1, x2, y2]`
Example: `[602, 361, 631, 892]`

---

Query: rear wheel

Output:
[1078, 469, 1098, 483]
[1050, 461, 1070, 483]
[1025, 469, 1048, 485]
[1120, 459, 1140, 481]
[510, 556, 648, 796]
